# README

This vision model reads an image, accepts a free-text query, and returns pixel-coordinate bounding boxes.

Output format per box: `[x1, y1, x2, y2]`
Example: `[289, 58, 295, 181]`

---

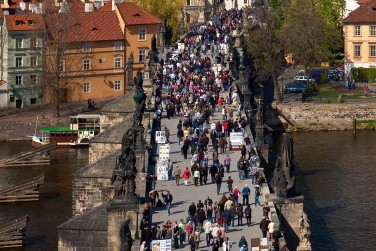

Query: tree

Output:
[129, 0, 185, 43]
[279, 0, 341, 69]
[43, 1, 89, 117]
[245, 6, 287, 103]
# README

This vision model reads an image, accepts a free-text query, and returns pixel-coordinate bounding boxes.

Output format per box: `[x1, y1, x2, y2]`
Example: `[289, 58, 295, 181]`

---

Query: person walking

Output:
[222, 237, 232, 251]
[236, 203, 243, 226]
[183, 136, 191, 159]
[241, 184, 251, 205]
[259, 216, 271, 238]
[204, 220, 213, 246]
[268, 219, 275, 240]
[162, 191, 173, 215]
[164, 127, 170, 143]
[226, 176, 234, 192]
[178, 219, 186, 245]
[174, 165, 181, 186]
[212, 237, 221, 251]
[167, 159, 173, 181]
[238, 236, 248, 250]
[215, 173, 222, 195]
[148, 190, 159, 207]
[224, 155, 232, 173]
[254, 186, 261, 207]
[183, 167, 191, 186]
[244, 204, 252, 227]
[193, 168, 200, 186]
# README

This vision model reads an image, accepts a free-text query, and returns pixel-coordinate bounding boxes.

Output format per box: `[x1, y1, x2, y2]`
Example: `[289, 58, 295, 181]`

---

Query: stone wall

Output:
[89, 142, 121, 165]
[276, 197, 305, 250]
[278, 103, 376, 130]
[58, 229, 107, 251]
[73, 151, 119, 216]
[73, 177, 113, 216]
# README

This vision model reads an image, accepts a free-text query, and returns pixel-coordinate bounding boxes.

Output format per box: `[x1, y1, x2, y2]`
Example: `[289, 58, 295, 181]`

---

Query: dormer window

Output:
[28, 20, 34, 26]
[16, 21, 22, 26]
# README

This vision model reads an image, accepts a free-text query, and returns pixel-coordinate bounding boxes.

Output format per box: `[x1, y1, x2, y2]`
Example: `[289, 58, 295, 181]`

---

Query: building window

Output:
[138, 49, 146, 62]
[114, 80, 121, 90]
[28, 20, 34, 26]
[83, 42, 91, 52]
[186, 13, 191, 23]
[139, 28, 146, 41]
[58, 60, 65, 72]
[115, 41, 122, 51]
[370, 26, 376, 36]
[354, 25, 361, 36]
[16, 21, 22, 26]
[16, 57, 22, 67]
[16, 76, 22, 85]
[370, 45, 376, 57]
[16, 38, 23, 49]
[186, 0, 190, 6]
[30, 75, 37, 84]
[354, 44, 361, 57]
[30, 37, 38, 48]
[114, 57, 122, 68]
[83, 59, 91, 70]
[83, 82, 91, 93]
[0, 0, 4, 4]
[30, 56, 38, 66]
[244, 0, 247, 3]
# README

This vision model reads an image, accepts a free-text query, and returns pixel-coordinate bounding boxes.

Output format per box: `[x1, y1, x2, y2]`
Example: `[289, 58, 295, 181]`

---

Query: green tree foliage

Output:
[279, 0, 341, 69]
[245, 6, 287, 103]
[268, 0, 290, 29]
[129, 0, 185, 43]
[315, 0, 345, 29]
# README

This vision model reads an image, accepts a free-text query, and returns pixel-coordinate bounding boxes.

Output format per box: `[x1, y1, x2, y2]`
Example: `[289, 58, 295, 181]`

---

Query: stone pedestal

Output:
[107, 198, 138, 251]
[198, 10, 205, 23]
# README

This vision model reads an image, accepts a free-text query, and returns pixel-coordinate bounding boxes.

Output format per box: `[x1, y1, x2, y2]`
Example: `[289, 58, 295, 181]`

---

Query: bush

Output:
[351, 68, 376, 82]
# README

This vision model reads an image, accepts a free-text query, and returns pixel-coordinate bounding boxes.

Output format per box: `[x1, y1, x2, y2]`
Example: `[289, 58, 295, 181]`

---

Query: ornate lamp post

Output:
[243, 90, 252, 124]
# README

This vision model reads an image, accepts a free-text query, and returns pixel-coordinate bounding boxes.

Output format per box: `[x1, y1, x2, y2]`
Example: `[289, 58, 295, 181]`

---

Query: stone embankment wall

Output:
[278, 103, 376, 131]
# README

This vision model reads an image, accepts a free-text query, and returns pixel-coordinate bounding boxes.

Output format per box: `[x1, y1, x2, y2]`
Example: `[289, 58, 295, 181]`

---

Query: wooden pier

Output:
[0, 143, 55, 167]
[0, 174, 45, 202]
[0, 215, 29, 248]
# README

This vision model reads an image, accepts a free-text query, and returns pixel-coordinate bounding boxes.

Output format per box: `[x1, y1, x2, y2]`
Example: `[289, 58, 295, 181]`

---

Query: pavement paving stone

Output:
[150, 95, 266, 250]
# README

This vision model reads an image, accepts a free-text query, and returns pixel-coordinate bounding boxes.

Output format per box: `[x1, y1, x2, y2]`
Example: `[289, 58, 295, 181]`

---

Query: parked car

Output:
[283, 81, 309, 93]
[294, 75, 309, 81]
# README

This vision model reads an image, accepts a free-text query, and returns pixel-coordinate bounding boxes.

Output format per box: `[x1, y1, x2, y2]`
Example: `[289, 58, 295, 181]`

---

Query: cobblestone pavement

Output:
[150, 100, 265, 250]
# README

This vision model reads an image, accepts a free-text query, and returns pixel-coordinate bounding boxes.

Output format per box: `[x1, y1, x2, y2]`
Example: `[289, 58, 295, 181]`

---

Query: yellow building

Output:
[343, 0, 376, 77]
[44, 0, 161, 104]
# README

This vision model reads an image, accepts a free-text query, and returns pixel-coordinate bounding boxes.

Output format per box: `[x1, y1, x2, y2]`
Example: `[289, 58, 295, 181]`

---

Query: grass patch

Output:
[356, 120, 376, 129]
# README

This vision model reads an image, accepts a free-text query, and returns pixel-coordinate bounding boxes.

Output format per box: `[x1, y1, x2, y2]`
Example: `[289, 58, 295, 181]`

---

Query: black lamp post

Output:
[134, 195, 140, 240]
[147, 99, 152, 129]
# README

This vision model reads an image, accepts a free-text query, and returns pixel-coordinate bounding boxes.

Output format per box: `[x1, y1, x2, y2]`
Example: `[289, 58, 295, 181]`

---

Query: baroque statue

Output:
[271, 133, 295, 198]
[298, 211, 311, 249]
[120, 218, 134, 251]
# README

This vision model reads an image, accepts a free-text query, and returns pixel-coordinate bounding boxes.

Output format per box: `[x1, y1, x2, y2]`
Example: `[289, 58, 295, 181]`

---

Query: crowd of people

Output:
[140, 7, 286, 251]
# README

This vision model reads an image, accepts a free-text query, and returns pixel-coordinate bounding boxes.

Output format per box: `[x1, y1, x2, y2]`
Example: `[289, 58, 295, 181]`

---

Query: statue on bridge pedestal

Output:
[271, 133, 295, 198]
[120, 218, 134, 251]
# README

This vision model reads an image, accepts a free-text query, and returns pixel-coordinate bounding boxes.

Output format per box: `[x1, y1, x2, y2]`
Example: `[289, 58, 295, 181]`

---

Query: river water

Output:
[0, 141, 88, 251]
[292, 130, 376, 250]
[0, 131, 375, 250]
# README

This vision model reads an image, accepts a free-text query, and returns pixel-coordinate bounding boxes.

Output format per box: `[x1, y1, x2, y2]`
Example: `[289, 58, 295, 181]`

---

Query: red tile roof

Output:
[67, 11, 123, 42]
[6, 14, 44, 31]
[343, 0, 376, 23]
[115, 2, 161, 26]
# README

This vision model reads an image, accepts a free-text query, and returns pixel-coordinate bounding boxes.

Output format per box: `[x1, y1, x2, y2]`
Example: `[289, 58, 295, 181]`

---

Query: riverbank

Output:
[278, 102, 376, 131]
[0, 98, 116, 141]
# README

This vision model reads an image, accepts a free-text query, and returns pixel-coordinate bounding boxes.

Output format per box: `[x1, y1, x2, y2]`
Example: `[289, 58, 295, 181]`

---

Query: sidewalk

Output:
[151, 101, 265, 250]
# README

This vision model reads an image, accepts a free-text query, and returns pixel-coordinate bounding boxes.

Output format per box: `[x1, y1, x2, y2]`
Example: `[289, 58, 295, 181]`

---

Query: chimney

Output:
[20, 2, 26, 11]
[85, 2, 94, 12]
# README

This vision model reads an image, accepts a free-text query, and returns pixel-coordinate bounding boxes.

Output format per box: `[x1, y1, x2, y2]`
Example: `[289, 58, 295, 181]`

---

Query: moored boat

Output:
[33, 114, 101, 147]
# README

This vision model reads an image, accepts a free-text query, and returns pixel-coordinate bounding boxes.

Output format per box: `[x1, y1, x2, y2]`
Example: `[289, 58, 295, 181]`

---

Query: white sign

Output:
[157, 144, 170, 180]
[230, 132, 243, 148]
[152, 239, 172, 251]
[155, 131, 166, 144]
